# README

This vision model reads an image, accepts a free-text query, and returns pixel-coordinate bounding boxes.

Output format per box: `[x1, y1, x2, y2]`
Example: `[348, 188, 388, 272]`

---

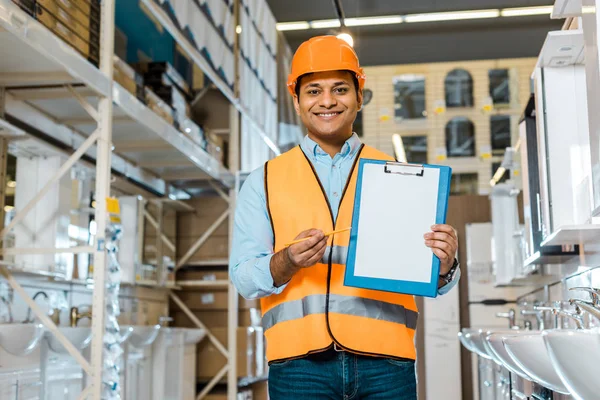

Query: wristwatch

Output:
[440, 258, 459, 284]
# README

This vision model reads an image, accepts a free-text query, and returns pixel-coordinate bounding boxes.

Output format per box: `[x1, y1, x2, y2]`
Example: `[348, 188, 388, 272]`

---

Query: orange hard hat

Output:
[287, 35, 366, 97]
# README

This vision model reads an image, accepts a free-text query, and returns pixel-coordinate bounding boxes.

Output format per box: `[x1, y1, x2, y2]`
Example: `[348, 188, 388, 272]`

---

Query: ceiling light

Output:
[276, 21, 310, 31]
[345, 15, 403, 27]
[310, 19, 341, 29]
[392, 134, 407, 163]
[236, 25, 242, 34]
[404, 9, 500, 23]
[582, 6, 596, 14]
[337, 33, 354, 47]
[500, 6, 553, 17]
[3, 205, 14, 212]
[6, 181, 16, 188]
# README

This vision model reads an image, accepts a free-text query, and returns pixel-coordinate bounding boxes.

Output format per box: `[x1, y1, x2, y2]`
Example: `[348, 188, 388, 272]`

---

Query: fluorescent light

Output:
[310, 19, 341, 29]
[345, 15, 403, 27]
[6, 181, 15, 188]
[337, 33, 354, 47]
[392, 134, 407, 163]
[236, 25, 242, 34]
[501, 6, 552, 17]
[582, 6, 596, 14]
[405, 9, 500, 23]
[3, 205, 13, 212]
[276, 21, 310, 31]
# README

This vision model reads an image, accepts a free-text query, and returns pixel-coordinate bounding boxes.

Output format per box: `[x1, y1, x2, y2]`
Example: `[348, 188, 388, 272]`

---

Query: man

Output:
[230, 36, 460, 399]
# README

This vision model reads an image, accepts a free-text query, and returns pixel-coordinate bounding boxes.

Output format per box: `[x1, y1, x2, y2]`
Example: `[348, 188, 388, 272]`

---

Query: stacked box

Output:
[181, 118, 207, 149]
[145, 87, 175, 126]
[113, 56, 145, 103]
[135, 61, 191, 128]
[12, 0, 101, 66]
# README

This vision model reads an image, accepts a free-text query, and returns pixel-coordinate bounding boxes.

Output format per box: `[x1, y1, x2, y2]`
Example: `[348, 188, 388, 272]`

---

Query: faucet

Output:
[520, 309, 545, 330]
[0, 295, 13, 323]
[569, 287, 600, 305]
[495, 308, 516, 329]
[23, 291, 60, 325]
[569, 299, 600, 322]
[70, 306, 92, 327]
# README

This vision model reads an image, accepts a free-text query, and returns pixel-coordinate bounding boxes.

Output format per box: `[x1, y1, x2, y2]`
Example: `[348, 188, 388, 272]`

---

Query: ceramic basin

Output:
[486, 331, 536, 380]
[543, 329, 600, 400]
[504, 332, 570, 394]
[46, 327, 92, 354]
[182, 328, 206, 344]
[458, 328, 478, 353]
[0, 323, 44, 355]
[128, 325, 160, 348]
[117, 325, 134, 344]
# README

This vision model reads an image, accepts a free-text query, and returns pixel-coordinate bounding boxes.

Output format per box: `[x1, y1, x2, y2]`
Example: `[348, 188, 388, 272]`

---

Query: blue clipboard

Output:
[344, 159, 452, 298]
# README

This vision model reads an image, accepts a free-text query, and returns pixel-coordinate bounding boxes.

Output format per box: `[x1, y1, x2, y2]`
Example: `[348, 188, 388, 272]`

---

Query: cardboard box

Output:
[39, 10, 99, 65]
[145, 87, 174, 125]
[251, 381, 269, 400]
[172, 308, 262, 328]
[177, 269, 229, 281]
[174, 291, 259, 311]
[135, 61, 191, 96]
[197, 327, 259, 380]
[113, 56, 144, 102]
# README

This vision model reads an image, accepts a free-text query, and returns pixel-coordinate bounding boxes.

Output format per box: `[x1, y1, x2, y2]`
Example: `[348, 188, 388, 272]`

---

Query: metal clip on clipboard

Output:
[383, 161, 425, 177]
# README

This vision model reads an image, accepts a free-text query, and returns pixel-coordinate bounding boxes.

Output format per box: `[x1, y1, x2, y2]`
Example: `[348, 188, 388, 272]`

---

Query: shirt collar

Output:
[301, 133, 362, 160]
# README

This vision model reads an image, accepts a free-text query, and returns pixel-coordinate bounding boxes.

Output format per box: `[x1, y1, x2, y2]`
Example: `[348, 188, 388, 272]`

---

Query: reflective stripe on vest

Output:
[321, 245, 348, 265]
[262, 294, 419, 331]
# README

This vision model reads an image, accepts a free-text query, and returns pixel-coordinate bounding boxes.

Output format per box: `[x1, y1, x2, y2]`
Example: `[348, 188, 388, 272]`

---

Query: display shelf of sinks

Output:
[127, 325, 161, 348]
[45, 327, 92, 354]
[543, 329, 600, 400]
[486, 331, 534, 381]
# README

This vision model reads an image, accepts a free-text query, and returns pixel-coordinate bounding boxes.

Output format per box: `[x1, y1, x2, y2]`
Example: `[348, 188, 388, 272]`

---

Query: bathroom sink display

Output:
[0, 323, 44, 355]
[504, 333, 570, 394]
[182, 328, 206, 345]
[117, 325, 134, 344]
[46, 327, 92, 354]
[458, 328, 478, 353]
[543, 329, 600, 400]
[127, 325, 160, 348]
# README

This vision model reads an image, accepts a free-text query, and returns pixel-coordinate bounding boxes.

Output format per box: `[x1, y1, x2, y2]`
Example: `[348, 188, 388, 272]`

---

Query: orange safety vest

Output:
[261, 144, 418, 363]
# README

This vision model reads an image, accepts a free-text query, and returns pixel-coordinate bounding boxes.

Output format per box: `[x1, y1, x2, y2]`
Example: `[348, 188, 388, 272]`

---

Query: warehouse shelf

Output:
[0, 0, 235, 189]
[176, 279, 229, 289]
[552, 0, 582, 19]
[184, 259, 229, 267]
[0, 0, 110, 96]
[139, 0, 281, 156]
[537, 29, 584, 68]
[541, 225, 600, 246]
[524, 248, 579, 266]
[238, 375, 268, 388]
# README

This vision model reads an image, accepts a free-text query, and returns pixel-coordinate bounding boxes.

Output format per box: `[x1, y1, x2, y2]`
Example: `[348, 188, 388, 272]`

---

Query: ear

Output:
[357, 88, 363, 111]
[293, 94, 301, 116]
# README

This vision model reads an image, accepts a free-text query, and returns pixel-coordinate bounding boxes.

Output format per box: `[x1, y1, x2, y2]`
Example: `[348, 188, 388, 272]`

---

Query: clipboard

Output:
[344, 159, 452, 298]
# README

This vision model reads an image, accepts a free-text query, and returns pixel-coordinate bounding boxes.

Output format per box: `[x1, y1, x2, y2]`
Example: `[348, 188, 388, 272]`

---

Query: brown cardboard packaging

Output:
[177, 269, 229, 282]
[113, 56, 140, 98]
[196, 327, 257, 380]
[173, 291, 259, 310]
[145, 88, 174, 125]
[251, 381, 269, 400]
[204, 389, 252, 400]
[172, 308, 261, 328]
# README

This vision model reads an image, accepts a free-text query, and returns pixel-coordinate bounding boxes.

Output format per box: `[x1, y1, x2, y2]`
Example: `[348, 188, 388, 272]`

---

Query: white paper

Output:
[353, 163, 441, 283]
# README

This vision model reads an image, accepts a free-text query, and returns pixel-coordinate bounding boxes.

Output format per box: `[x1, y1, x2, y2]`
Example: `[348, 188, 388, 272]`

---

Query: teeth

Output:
[319, 113, 338, 117]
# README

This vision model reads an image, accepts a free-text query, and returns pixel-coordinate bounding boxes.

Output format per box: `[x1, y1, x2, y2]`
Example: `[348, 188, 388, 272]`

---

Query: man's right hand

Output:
[270, 228, 329, 287]
[287, 229, 329, 267]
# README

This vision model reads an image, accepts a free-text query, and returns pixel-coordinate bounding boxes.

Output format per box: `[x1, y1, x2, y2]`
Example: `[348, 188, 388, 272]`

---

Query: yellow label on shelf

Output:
[481, 153, 492, 160]
[482, 104, 493, 112]
[136, 274, 141, 281]
[379, 115, 391, 122]
[513, 170, 520, 176]
[434, 106, 446, 114]
[106, 197, 120, 214]
[435, 155, 447, 161]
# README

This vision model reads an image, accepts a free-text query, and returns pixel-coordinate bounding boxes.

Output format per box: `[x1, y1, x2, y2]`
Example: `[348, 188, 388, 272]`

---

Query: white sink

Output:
[117, 325, 134, 344]
[543, 329, 600, 400]
[0, 323, 44, 355]
[182, 328, 206, 345]
[128, 325, 160, 348]
[504, 332, 570, 394]
[46, 327, 92, 354]
[486, 331, 536, 380]
[458, 328, 478, 353]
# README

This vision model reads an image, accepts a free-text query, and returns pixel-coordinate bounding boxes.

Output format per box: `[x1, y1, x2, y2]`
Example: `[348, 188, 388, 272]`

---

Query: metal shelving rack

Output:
[0, 0, 277, 397]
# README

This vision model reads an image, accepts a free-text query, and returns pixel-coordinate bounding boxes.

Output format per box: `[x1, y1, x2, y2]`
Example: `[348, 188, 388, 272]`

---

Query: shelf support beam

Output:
[66, 85, 100, 123]
[0, 87, 7, 239]
[197, 364, 230, 400]
[0, 129, 100, 240]
[143, 210, 176, 253]
[176, 209, 229, 268]
[0, 246, 94, 255]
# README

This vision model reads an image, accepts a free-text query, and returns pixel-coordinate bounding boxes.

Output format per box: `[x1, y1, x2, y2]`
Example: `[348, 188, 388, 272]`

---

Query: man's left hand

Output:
[424, 224, 458, 275]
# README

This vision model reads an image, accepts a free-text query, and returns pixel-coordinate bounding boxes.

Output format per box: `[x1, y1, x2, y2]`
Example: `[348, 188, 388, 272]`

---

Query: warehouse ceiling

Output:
[266, 0, 563, 65]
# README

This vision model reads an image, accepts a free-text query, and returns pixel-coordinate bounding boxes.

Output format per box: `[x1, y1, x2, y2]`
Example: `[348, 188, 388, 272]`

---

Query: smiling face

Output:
[293, 70, 362, 145]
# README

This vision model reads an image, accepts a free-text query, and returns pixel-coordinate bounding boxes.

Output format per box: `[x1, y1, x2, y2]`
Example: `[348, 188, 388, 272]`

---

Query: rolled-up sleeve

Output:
[229, 166, 288, 299]
[437, 267, 461, 296]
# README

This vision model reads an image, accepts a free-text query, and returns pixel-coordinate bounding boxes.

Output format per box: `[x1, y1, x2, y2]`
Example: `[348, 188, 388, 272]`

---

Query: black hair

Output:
[295, 71, 360, 99]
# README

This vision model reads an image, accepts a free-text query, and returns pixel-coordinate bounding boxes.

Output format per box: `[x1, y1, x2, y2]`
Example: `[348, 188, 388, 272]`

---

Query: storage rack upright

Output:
[0, 0, 279, 398]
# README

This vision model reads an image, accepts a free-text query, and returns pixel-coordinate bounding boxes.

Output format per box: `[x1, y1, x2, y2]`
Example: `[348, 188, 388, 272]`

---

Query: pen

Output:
[284, 227, 352, 247]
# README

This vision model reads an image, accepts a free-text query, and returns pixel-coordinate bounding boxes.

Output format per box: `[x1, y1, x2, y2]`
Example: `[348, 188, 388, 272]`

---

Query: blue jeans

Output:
[268, 350, 417, 399]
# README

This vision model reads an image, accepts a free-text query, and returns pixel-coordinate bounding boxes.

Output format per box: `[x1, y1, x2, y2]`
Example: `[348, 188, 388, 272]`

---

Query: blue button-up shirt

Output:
[229, 133, 460, 299]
